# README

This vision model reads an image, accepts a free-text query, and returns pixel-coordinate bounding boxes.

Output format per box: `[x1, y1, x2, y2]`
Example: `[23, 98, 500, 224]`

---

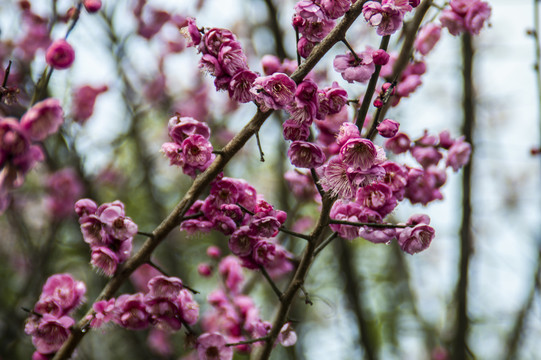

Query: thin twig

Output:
[314, 232, 339, 257]
[260, 266, 283, 300]
[255, 131, 265, 162]
[226, 336, 269, 347]
[329, 219, 411, 229]
[2, 60, 12, 87]
[278, 227, 311, 241]
[356, 35, 390, 128]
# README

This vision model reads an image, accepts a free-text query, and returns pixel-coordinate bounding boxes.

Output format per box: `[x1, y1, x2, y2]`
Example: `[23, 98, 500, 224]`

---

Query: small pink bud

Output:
[206, 245, 221, 259]
[83, 0, 102, 13]
[197, 263, 213, 277]
[376, 119, 399, 138]
[373, 98, 383, 108]
[372, 49, 390, 66]
[292, 15, 305, 28]
[46, 40, 75, 70]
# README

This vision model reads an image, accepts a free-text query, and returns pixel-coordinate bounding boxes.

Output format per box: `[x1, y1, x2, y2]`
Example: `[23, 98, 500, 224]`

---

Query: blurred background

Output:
[0, 0, 539, 359]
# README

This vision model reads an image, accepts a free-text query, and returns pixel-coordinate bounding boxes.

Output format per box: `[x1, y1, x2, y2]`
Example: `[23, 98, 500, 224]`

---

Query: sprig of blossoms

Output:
[440, 0, 491, 36]
[25, 274, 86, 358]
[161, 114, 215, 178]
[0, 98, 64, 214]
[75, 199, 138, 276]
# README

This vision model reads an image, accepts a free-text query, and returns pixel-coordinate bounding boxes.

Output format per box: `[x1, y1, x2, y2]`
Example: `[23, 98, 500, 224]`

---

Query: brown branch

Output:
[355, 35, 390, 129]
[335, 237, 379, 360]
[452, 32, 475, 360]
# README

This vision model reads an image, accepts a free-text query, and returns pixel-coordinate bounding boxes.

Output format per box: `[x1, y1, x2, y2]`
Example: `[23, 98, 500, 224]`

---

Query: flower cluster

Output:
[0, 98, 64, 213]
[183, 19, 259, 103]
[440, 0, 491, 36]
[362, 0, 414, 36]
[25, 274, 86, 358]
[180, 175, 293, 274]
[75, 199, 138, 276]
[84, 274, 199, 334]
[198, 255, 296, 358]
[293, 0, 351, 58]
[319, 122, 387, 199]
[161, 114, 215, 178]
[385, 130, 471, 205]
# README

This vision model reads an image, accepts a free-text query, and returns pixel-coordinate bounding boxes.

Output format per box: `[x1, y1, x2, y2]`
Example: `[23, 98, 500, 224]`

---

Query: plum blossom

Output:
[251, 73, 297, 111]
[197, 332, 233, 360]
[45, 39, 75, 70]
[333, 50, 375, 83]
[362, 0, 412, 36]
[20, 98, 64, 141]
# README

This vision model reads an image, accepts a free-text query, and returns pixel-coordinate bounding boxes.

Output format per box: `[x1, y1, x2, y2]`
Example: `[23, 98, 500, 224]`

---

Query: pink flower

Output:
[218, 41, 248, 76]
[411, 145, 443, 168]
[45, 168, 84, 218]
[72, 85, 108, 123]
[356, 182, 397, 218]
[251, 73, 297, 111]
[229, 226, 258, 257]
[168, 115, 211, 143]
[207, 245, 222, 259]
[182, 17, 201, 47]
[218, 256, 244, 294]
[198, 263, 213, 277]
[287, 141, 326, 169]
[28, 314, 74, 354]
[317, 82, 348, 118]
[385, 132, 411, 154]
[446, 137, 471, 171]
[372, 49, 390, 65]
[363, 0, 412, 36]
[98, 201, 138, 241]
[414, 23, 442, 55]
[181, 134, 214, 169]
[333, 51, 375, 83]
[278, 323, 298, 346]
[320, 0, 351, 19]
[252, 240, 276, 266]
[397, 223, 435, 254]
[179, 289, 199, 325]
[147, 275, 184, 299]
[405, 166, 446, 205]
[464, 1, 491, 35]
[74, 198, 98, 219]
[376, 119, 399, 138]
[45, 39, 75, 70]
[197, 332, 233, 360]
[91, 246, 119, 276]
[20, 98, 64, 141]
[228, 70, 257, 103]
[37, 273, 86, 316]
[340, 138, 386, 171]
[90, 299, 115, 328]
[114, 293, 150, 330]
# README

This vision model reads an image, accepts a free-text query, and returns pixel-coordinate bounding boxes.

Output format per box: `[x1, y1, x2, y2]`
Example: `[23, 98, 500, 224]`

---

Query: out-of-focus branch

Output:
[335, 238, 379, 360]
[452, 32, 475, 360]
[262, 0, 287, 60]
[375, 0, 433, 125]
[504, 248, 541, 359]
